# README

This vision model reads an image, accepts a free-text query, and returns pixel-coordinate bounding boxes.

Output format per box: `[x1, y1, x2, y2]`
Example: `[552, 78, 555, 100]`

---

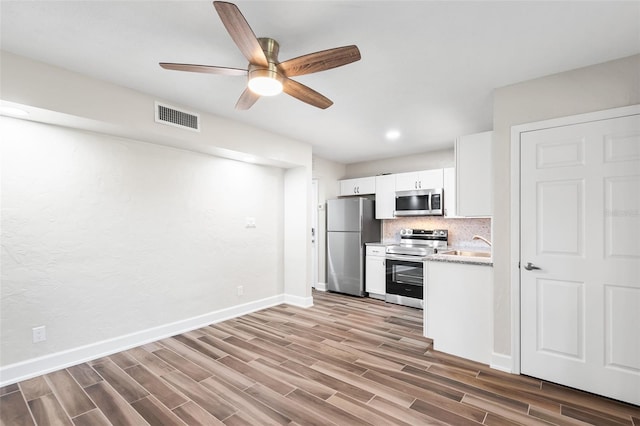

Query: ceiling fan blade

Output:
[159, 62, 247, 76]
[278, 45, 361, 77]
[213, 1, 268, 67]
[283, 78, 333, 109]
[235, 88, 260, 110]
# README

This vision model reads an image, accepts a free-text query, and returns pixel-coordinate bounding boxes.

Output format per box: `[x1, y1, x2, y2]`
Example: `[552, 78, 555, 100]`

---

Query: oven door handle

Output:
[385, 254, 427, 262]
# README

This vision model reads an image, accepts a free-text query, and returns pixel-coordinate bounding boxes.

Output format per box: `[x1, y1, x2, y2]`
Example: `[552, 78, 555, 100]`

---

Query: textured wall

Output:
[1, 117, 284, 366]
[312, 156, 347, 284]
[492, 54, 640, 357]
[344, 148, 455, 179]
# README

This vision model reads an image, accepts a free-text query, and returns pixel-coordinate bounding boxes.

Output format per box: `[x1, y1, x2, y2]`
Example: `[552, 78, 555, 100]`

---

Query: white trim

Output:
[490, 352, 513, 373]
[284, 293, 314, 308]
[311, 179, 319, 289]
[314, 282, 328, 292]
[509, 104, 640, 376]
[0, 294, 286, 387]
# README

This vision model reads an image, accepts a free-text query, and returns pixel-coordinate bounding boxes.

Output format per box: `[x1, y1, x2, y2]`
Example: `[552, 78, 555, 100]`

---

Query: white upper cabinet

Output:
[395, 169, 443, 191]
[443, 167, 456, 217]
[456, 131, 493, 217]
[339, 177, 376, 196]
[375, 174, 396, 219]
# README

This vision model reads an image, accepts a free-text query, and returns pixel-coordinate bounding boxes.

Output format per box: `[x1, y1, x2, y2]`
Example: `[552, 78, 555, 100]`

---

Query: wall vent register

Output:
[155, 102, 200, 131]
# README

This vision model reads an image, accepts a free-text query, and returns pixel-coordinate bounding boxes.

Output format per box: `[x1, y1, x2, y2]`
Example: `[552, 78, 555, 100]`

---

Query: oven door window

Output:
[386, 259, 424, 297]
[388, 261, 423, 286]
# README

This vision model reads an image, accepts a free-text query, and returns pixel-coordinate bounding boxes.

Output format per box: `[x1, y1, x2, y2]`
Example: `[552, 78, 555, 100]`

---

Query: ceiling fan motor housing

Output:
[247, 38, 284, 96]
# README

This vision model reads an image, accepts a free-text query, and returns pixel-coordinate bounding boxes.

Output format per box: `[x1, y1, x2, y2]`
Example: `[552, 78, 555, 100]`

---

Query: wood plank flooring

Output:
[1, 290, 638, 425]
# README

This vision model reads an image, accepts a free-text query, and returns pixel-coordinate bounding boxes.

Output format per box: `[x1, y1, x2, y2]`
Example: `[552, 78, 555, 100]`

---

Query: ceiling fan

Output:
[159, 1, 361, 110]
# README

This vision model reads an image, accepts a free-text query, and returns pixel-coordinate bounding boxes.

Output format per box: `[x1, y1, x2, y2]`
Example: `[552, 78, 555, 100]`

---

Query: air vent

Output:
[154, 102, 200, 132]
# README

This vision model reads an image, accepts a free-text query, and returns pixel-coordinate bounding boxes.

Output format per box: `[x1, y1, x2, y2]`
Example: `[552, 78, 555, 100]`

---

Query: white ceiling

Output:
[1, 1, 639, 164]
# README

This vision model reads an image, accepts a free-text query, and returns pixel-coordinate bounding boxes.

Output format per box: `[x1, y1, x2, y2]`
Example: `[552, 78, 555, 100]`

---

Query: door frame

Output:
[311, 178, 319, 289]
[509, 104, 640, 375]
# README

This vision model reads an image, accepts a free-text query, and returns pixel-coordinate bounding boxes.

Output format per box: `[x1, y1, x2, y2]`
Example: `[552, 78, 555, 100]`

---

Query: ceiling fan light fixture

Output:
[247, 66, 283, 96]
[248, 76, 282, 96]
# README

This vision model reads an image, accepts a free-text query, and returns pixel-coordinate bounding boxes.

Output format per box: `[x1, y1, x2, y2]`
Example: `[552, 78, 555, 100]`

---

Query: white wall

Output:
[311, 156, 347, 284]
[492, 54, 640, 358]
[284, 166, 312, 305]
[344, 148, 455, 178]
[0, 52, 310, 168]
[1, 117, 284, 365]
[0, 51, 313, 383]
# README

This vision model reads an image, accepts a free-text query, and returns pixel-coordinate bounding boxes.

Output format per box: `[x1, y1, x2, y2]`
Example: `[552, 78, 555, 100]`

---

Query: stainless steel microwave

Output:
[394, 188, 443, 216]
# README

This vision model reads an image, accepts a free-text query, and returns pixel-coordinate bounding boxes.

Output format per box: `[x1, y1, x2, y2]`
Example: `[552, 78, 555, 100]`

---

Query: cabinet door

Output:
[456, 131, 492, 216]
[418, 169, 443, 189]
[375, 174, 396, 219]
[339, 177, 375, 196]
[339, 178, 358, 196]
[425, 261, 492, 364]
[357, 177, 376, 195]
[365, 255, 386, 295]
[443, 167, 456, 217]
[396, 170, 443, 191]
[394, 172, 420, 191]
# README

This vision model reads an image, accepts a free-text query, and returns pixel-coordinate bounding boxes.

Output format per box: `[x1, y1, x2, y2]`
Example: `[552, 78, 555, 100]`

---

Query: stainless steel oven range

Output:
[385, 228, 448, 309]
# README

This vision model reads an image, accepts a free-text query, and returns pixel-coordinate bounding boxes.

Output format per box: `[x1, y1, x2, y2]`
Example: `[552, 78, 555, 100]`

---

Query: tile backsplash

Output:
[382, 217, 492, 249]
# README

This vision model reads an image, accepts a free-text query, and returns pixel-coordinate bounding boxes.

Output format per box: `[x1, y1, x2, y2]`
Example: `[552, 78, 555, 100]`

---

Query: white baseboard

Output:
[0, 293, 300, 387]
[284, 293, 314, 308]
[314, 282, 327, 292]
[490, 352, 513, 373]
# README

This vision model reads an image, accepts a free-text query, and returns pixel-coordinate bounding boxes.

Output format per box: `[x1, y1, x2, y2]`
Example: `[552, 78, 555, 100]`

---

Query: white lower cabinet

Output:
[425, 261, 493, 364]
[365, 245, 386, 299]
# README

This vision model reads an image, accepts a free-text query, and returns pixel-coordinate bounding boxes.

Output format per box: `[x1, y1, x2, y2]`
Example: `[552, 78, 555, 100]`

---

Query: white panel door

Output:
[520, 113, 640, 405]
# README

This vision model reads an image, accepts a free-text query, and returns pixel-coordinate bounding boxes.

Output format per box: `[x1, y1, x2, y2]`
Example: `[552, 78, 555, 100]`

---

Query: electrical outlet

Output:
[237, 285, 243, 296]
[32, 326, 46, 343]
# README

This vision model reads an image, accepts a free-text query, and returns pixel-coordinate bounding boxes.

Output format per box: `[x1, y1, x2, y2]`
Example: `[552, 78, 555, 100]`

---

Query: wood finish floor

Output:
[1, 290, 639, 425]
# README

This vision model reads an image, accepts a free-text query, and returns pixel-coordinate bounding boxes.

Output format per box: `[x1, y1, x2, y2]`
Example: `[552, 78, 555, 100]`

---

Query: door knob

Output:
[524, 262, 541, 271]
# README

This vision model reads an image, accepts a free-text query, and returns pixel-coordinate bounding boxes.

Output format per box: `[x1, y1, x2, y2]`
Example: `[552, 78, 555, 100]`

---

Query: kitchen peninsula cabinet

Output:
[455, 131, 493, 216]
[425, 260, 492, 364]
[339, 177, 375, 196]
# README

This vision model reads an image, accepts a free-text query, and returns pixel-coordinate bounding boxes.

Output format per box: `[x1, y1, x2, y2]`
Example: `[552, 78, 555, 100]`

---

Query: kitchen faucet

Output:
[472, 235, 492, 247]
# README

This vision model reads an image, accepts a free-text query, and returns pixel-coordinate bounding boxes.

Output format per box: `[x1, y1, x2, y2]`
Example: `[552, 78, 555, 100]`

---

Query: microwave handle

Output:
[427, 192, 432, 212]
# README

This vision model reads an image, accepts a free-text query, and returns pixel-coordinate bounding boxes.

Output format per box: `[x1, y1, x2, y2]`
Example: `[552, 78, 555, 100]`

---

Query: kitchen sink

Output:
[439, 250, 491, 258]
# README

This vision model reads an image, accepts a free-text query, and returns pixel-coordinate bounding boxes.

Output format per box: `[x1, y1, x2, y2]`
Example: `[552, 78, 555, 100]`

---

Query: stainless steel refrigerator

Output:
[327, 198, 381, 296]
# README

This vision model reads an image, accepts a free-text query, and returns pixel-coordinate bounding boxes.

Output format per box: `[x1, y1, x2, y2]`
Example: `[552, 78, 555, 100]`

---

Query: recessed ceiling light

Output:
[385, 129, 401, 141]
[0, 106, 29, 118]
